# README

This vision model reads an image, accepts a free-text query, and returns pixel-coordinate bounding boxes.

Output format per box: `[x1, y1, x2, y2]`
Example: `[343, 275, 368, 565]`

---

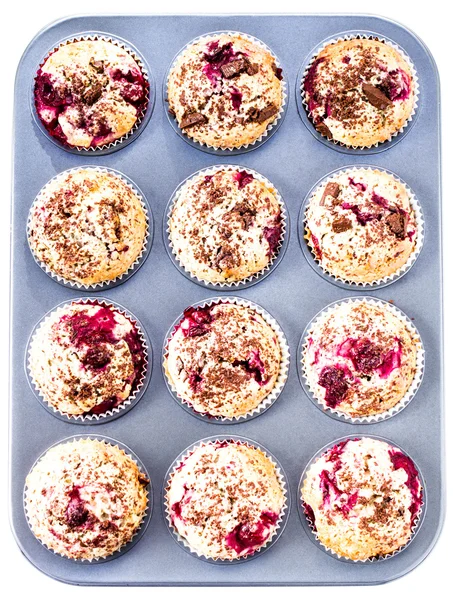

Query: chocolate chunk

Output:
[271, 62, 283, 80]
[82, 82, 103, 105]
[247, 106, 260, 120]
[256, 104, 278, 123]
[332, 217, 352, 233]
[321, 182, 341, 205]
[362, 83, 393, 110]
[180, 112, 208, 129]
[220, 58, 247, 78]
[246, 62, 259, 76]
[386, 212, 407, 238]
[89, 57, 104, 73]
[168, 107, 176, 117]
[316, 122, 332, 139]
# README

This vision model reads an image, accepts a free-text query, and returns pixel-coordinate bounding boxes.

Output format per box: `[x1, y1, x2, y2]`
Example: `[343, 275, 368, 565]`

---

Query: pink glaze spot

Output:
[234, 170, 254, 189]
[225, 511, 278, 555]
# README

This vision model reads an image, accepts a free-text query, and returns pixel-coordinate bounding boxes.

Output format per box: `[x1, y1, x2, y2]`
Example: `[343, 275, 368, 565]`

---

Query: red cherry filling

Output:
[303, 502, 317, 530]
[341, 202, 376, 225]
[318, 366, 349, 408]
[230, 86, 243, 110]
[233, 170, 254, 189]
[263, 221, 282, 257]
[348, 177, 367, 192]
[338, 338, 383, 375]
[179, 306, 213, 338]
[188, 370, 203, 392]
[379, 69, 411, 101]
[303, 58, 326, 116]
[310, 233, 322, 259]
[65, 487, 89, 528]
[202, 41, 240, 85]
[232, 350, 269, 386]
[225, 511, 278, 554]
[389, 450, 422, 525]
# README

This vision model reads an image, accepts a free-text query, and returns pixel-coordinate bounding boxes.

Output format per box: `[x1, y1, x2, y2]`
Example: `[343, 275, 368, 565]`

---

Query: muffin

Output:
[164, 302, 282, 418]
[25, 438, 149, 560]
[169, 167, 283, 284]
[28, 168, 148, 287]
[167, 33, 284, 149]
[166, 440, 285, 560]
[304, 168, 419, 284]
[302, 300, 419, 418]
[34, 39, 149, 149]
[301, 437, 423, 560]
[29, 301, 147, 418]
[303, 38, 415, 146]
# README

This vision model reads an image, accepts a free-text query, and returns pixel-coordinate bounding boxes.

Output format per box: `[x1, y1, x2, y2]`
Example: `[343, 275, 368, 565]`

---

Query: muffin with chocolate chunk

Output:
[166, 439, 285, 560]
[169, 167, 283, 284]
[302, 299, 419, 418]
[28, 168, 148, 286]
[167, 33, 284, 149]
[34, 39, 149, 149]
[29, 300, 147, 418]
[25, 438, 149, 560]
[164, 301, 282, 418]
[304, 168, 418, 284]
[303, 38, 415, 146]
[301, 437, 423, 560]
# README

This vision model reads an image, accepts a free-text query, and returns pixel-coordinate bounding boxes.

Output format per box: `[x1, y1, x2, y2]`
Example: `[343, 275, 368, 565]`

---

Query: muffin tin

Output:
[10, 15, 443, 586]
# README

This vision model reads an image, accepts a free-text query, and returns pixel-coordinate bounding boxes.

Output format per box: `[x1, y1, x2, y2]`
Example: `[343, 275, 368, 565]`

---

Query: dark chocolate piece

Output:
[316, 122, 333, 139]
[220, 58, 247, 79]
[246, 62, 259, 76]
[321, 182, 341, 205]
[82, 83, 103, 105]
[332, 217, 352, 233]
[180, 112, 208, 129]
[256, 104, 278, 123]
[386, 212, 407, 238]
[362, 83, 393, 110]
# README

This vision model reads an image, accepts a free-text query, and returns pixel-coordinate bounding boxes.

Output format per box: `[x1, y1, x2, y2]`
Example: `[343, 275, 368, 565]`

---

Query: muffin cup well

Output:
[162, 296, 290, 423]
[24, 434, 152, 563]
[297, 30, 420, 154]
[26, 297, 152, 424]
[32, 31, 154, 155]
[299, 165, 424, 290]
[298, 296, 425, 424]
[27, 166, 153, 291]
[164, 31, 288, 155]
[163, 435, 290, 563]
[164, 164, 289, 290]
[298, 434, 425, 563]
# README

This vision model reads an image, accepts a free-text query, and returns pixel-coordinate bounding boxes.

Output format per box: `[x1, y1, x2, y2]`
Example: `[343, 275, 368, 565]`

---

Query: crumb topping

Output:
[25, 438, 149, 560]
[29, 169, 147, 286]
[165, 303, 281, 418]
[169, 168, 282, 283]
[167, 441, 284, 559]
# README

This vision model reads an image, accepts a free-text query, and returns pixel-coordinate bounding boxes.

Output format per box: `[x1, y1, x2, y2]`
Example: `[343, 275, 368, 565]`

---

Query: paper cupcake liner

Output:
[164, 31, 288, 155]
[298, 434, 426, 563]
[162, 296, 290, 423]
[24, 434, 152, 563]
[27, 165, 153, 291]
[26, 297, 152, 424]
[298, 296, 424, 424]
[31, 31, 153, 155]
[164, 164, 289, 290]
[163, 435, 290, 563]
[299, 165, 424, 290]
[297, 30, 420, 154]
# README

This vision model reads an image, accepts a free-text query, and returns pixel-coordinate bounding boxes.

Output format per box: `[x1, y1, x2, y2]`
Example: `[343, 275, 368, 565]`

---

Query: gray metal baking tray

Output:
[10, 13, 443, 586]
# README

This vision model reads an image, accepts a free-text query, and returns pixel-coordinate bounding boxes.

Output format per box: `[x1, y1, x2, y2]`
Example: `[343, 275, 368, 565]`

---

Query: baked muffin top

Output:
[29, 168, 147, 286]
[165, 302, 281, 418]
[303, 39, 415, 146]
[304, 168, 418, 284]
[169, 168, 282, 284]
[34, 39, 148, 148]
[303, 300, 418, 418]
[167, 33, 283, 149]
[301, 437, 423, 560]
[25, 438, 149, 560]
[29, 301, 146, 417]
[167, 440, 285, 559]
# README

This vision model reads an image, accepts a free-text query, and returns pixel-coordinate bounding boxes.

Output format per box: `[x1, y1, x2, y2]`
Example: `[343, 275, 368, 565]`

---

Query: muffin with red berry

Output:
[34, 38, 149, 149]
[302, 299, 420, 419]
[169, 167, 284, 284]
[166, 439, 286, 560]
[25, 438, 149, 560]
[164, 301, 284, 419]
[302, 38, 416, 147]
[301, 437, 423, 560]
[167, 33, 284, 149]
[28, 300, 147, 419]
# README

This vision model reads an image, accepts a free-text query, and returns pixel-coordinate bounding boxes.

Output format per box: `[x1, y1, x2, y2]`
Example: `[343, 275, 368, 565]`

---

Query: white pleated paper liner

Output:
[162, 296, 290, 424]
[296, 30, 420, 155]
[163, 30, 288, 155]
[163, 435, 290, 563]
[297, 434, 426, 563]
[25, 297, 152, 424]
[164, 164, 289, 290]
[298, 165, 424, 291]
[27, 165, 153, 291]
[298, 296, 424, 424]
[24, 434, 152, 563]
[31, 31, 154, 155]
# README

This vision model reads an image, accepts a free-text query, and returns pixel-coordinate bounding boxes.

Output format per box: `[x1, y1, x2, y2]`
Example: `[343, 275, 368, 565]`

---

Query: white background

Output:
[1, 1, 450, 598]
